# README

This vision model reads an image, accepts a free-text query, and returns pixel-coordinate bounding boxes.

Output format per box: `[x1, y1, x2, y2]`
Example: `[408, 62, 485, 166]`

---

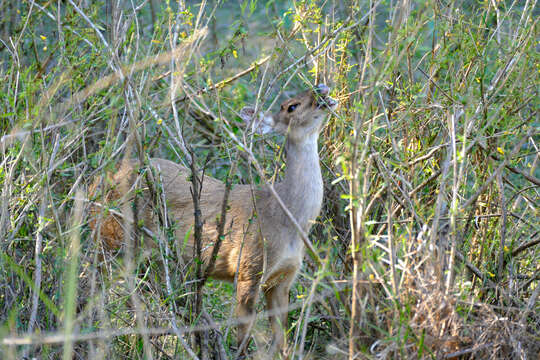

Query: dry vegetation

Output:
[0, 0, 538, 359]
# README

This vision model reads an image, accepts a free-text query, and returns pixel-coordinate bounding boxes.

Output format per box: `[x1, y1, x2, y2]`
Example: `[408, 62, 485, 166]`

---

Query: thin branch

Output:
[461, 127, 535, 210]
[167, 55, 271, 102]
[202, 161, 237, 284]
[511, 234, 540, 257]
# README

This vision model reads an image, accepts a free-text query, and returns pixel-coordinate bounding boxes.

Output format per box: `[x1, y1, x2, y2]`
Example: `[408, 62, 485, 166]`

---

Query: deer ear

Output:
[239, 106, 275, 135]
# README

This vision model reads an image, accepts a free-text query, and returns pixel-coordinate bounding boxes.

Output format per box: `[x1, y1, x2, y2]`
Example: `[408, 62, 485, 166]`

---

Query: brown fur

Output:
[88, 84, 337, 357]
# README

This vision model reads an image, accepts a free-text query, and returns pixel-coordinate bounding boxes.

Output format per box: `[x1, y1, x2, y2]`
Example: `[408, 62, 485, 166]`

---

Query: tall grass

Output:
[0, 0, 538, 359]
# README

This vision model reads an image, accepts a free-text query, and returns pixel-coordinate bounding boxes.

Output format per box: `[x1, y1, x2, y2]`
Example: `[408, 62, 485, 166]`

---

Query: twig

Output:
[62, 189, 84, 360]
[511, 234, 540, 257]
[202, 161, 237, 284]
[27, 133, 60, 337]
[496, 172, 507, 280]
[66, 0, 111, 49]
[388, 194, 399, 300]
[418, 67, 456, 103]
[56, 29, 205, 125]
[152, 163, 199, 360]
[490, 154, 540, 186]
[0, 119, 77, 145]
[295, 266, 324, 359]
[167, 55, 271, 102]
[407, 145, 444, 166]
[187, 150, 205, 357]
[201, 311, 228, 360]
[443, 343, 492, 359]
[27, 196, 46, 335]
[264, 2, 382, 101]
[156, 200, 199, 360]
[373, 154, 424, 227]
[461, 127, 534, 210]
[519, 279, 540, 326]
[455, 251, 497, 290]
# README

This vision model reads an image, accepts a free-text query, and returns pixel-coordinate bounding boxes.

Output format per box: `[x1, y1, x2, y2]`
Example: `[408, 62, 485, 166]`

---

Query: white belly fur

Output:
[263, 239, 304, 288]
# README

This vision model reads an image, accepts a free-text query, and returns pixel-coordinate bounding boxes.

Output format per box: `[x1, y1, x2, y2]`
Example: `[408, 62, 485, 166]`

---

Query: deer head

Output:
[241, 84, 337, 142]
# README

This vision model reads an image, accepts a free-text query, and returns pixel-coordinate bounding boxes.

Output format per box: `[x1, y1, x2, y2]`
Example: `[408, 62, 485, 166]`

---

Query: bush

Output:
[0, 1, 538, 358]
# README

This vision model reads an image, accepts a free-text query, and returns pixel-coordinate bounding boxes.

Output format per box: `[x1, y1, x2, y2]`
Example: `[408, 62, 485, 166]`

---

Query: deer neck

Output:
[276, 133, 323, 232]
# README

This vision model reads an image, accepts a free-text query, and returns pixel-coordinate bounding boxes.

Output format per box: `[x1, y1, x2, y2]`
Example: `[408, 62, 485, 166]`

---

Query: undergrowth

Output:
[0, 0, 538, 359]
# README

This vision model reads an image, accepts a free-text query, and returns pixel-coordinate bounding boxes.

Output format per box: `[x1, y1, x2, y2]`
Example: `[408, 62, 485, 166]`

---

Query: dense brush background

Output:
[0, 0, 538, 359]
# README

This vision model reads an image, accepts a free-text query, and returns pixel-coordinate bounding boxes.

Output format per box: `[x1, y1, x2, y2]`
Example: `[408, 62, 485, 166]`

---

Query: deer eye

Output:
[287, 103, 299, 113]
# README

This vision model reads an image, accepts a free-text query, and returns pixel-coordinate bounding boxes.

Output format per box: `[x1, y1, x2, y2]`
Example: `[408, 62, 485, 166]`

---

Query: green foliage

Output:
[0, 0, 538, 359]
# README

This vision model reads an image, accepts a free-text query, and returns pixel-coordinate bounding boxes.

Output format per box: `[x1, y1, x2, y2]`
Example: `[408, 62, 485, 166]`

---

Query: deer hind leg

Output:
[264, 271, 296, 358]
[235, 278, 260, 356]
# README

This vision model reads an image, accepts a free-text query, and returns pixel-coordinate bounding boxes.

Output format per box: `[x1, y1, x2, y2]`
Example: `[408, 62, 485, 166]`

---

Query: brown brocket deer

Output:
[89, 84, 337, 357]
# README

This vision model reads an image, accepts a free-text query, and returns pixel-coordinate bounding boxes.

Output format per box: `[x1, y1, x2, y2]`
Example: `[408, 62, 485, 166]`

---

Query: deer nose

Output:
[316, 84, 330, 96]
